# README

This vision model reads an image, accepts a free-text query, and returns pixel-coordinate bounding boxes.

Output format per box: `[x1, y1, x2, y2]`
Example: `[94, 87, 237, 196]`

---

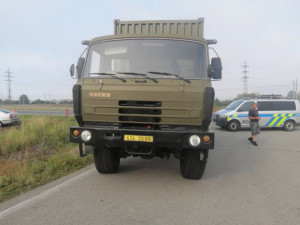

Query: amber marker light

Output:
[72, 129, 80, 137]
[203, 135, 211, 143]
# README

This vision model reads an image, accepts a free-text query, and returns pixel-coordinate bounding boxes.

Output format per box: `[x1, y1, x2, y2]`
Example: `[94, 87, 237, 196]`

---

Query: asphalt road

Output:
[0, 125, 300, 225]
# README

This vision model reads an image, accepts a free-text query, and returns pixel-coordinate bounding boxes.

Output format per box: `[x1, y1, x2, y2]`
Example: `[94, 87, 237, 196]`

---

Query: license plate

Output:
[124, 135, 153, 142]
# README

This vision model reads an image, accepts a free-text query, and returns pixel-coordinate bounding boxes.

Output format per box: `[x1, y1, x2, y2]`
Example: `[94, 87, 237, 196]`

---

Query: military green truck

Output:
[69, 18, 222, 179]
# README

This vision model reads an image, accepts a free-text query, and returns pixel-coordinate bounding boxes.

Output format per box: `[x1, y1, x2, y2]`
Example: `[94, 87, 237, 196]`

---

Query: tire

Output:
[227, 120, 240, 132]
[93, 146, 120, 173]
[283, 120, 295, 131]
[180, 149, 208, 180]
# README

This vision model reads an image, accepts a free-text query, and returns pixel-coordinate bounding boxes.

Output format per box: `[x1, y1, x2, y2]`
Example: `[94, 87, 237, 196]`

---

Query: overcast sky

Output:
[1, 0, 300, 101]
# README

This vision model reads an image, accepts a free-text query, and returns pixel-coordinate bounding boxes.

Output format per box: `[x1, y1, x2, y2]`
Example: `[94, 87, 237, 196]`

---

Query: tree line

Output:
[214, 91, 300, 108]
[0, 94, 72, 105]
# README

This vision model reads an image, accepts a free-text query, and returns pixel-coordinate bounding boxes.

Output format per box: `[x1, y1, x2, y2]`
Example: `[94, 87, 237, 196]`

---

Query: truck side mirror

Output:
[70, 64, 75, 78]
[76, 57, 85, 79]
[210, 57, 222, 80]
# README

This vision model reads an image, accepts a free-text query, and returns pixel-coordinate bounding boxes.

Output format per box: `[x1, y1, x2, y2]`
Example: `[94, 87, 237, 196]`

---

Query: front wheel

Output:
[93, 146, 120, 173]
[227, 120, 240, 132]
[283, 120, 295, 131]
[180, 149, 208, 180]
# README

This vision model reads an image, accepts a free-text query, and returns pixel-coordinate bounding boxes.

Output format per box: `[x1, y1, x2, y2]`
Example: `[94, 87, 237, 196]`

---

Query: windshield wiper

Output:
[118, 72, 158, 83]
[147, 71, 191, 83]
[89, 73, 126, 82]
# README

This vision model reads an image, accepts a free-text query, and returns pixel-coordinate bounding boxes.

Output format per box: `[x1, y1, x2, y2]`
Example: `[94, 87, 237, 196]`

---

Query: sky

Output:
[0, 0, 300, 101]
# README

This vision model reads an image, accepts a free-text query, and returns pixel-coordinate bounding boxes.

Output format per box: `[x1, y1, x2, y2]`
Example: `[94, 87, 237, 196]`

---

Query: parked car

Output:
[213, 99, 300, 131]
[0, 108, 22, 127]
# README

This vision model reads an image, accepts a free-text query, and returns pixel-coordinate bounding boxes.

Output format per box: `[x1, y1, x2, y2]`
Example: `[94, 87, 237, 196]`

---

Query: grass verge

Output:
[1, 104, 73, 111]
[0, 115, 93, 202]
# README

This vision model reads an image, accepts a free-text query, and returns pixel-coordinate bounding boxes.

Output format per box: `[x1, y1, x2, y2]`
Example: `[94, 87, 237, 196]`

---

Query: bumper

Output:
[213, 116, 227, 127]
[70, 126, 214, 150]
[2, 119, 22, 126]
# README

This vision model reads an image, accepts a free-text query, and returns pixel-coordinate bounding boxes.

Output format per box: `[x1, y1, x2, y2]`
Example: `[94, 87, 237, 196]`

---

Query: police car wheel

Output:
[283, 120, 295, 131]
[227, 120, 240, 132]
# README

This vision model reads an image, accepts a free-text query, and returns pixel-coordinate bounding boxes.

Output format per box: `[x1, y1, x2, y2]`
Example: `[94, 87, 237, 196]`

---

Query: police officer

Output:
[248, 102, 261, 146]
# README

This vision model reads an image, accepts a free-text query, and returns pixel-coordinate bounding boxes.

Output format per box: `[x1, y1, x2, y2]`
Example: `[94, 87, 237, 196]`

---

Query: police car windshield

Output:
[225, 100, 244, 110]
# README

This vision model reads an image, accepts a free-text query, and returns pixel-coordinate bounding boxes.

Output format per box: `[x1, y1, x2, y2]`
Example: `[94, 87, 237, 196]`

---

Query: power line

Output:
[297, 78, 298, 100]
[293, 79, 298, 100]
[241, 61, 249, 95]
[4, 68, 13, 102]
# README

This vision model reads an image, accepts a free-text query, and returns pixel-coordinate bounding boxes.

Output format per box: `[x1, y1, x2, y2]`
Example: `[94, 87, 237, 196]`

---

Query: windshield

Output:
[83, 39, 207, 79]
[0, 108, 11, 113]
[225, 100, 244, 110]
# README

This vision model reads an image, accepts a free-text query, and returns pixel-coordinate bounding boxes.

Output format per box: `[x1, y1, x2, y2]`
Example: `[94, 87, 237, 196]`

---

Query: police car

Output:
[213, 99, 300, 131]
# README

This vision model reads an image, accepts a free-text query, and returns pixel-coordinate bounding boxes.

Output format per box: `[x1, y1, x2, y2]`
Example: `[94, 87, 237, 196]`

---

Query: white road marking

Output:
[0, 168, 94, 220]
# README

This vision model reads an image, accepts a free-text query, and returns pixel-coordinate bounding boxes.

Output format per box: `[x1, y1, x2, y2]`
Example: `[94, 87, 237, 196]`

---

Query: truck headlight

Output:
[189, 135, 201, 147]
[81, 130, 92, 142]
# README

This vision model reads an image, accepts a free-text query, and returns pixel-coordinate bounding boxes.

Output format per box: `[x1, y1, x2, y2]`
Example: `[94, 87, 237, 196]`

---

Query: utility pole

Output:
[4, 68, 13, 102]
[296, 78, 298, 100]
[293, 80, 295, 99]
[292, 79, 298, 100]
[241, 61, 249, 96]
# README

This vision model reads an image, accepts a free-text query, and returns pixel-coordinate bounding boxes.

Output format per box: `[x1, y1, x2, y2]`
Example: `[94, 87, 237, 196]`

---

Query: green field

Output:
[0, 115, 93, 202]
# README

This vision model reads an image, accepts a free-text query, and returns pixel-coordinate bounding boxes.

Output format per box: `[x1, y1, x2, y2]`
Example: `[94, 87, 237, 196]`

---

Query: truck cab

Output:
[70, 19, 222, 179]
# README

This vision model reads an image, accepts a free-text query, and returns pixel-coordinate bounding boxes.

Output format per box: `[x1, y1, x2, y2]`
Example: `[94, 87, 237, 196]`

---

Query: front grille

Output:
[119, 101, 162, 127]
[119, 108, 161, 115]
[119, 101, 161, 107]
